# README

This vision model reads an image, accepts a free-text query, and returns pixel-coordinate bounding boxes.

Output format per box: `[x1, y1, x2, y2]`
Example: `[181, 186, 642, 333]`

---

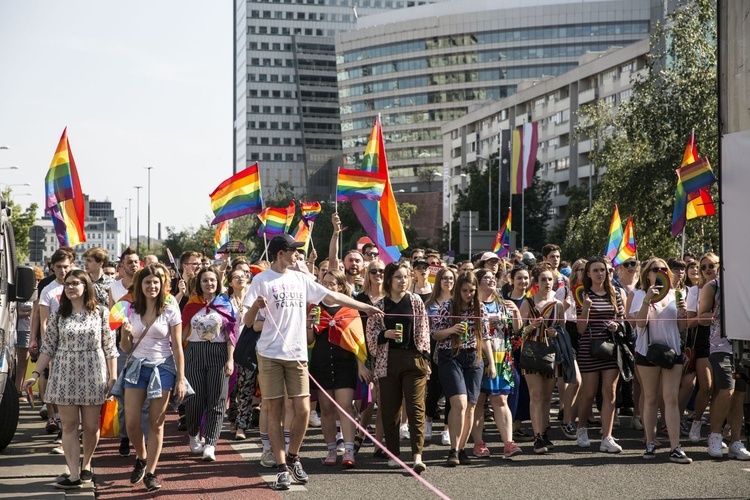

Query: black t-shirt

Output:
[381, 294, 416, 350]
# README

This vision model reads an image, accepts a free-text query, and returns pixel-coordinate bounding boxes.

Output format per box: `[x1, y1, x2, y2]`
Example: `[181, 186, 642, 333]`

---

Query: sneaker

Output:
[728, 441, 750, 460]
[288, 457, 309, 484]
[425, 421, 433, 440]
[80, 468, 94, 483]
[562, 422, 577, 440]
[45, 418, 59, 434]
[177, 415, 187, 431]
[387, 458, 400, 469]
[273, 470, 291, 491]
[441, 430, 450, 446]
[235, 428, 246, 440]
[342, 450, 355, 468]
[51, 445, 64, 454]
[54, 478, 82, 490]
[53, 430, 63, 444]
[144, 472, 161, 491]
[503, 441, 522, 458]
[542, 432, 554, 450]
[689, 420, 702, 443]
[130, 457, 147, 484]
[399, 423, 410, 441]
[445, 449, 459, 467]
[514, 428, 535, 442]
[533, 434, 548, 454]
[308, 410, 321, 428]
[323, 449, 337, 466]
[119, 437, 130, 457]
[260, 449, 277, 468]
[669, 446, 692, 464]
[577, 427, 590, 448]
[631, 415, 644, 431]
[413, 461, 426, 474]
[473, 440, 490, 457]
[40, 408, 49, 420]
[189, 434, 205, 454]
[203, 444, 216, 461]
[680, 419, 690, 438]
[643, 442, 656, 460]
[458, 450, 472, 465]
[708, 432, 724, 458]
[600, 436, 622, 454]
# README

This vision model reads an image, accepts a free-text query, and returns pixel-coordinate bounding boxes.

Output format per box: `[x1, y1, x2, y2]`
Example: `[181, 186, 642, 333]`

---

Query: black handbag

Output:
[520, 339, 556, 374]
[590, 336, 617, 361]
[645, 323, 677, 369]
[233, 325, 260, 371]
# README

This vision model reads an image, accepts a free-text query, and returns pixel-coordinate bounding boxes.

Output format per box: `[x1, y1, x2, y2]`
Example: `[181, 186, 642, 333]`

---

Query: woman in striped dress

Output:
[575, 257, 625, 453]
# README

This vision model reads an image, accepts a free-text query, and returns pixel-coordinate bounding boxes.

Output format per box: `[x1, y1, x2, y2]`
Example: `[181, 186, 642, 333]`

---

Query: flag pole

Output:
[308, 221, 316, 252]
[261, 234, 269, 261]
[680, 226, 686, 259]
[521, 190, 525, 249]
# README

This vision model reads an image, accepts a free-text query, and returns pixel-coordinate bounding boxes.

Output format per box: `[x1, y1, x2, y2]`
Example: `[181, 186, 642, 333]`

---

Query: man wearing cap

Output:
[480, 252, 501, 277]
[243, 234, 381, 490]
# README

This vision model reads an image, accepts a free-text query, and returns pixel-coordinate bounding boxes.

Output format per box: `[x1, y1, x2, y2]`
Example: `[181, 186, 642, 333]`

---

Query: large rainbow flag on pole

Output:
[491, 209, 512, 258]
[613, 217, 636, 265]
[336, 168, 386, 202]
[681, 133, 716, 221]
[45, 128, 86, 247]
[209, 163, 263, 224]
[605, 204, 623, 261]
[671, 156, 717, 237]
[350, 116, 407, 263]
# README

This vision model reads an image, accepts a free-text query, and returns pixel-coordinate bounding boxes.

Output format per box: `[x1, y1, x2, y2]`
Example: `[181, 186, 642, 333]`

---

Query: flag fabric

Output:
[290, 219, 311, 253]
[300, 201, 322, 225]
[350, 116, 408, 263]
[44, 128, 86, 247]
[182, 294, 238, 346]
[605, 204, 623, 261]
[491, 209, 512, 258]
[209, 163, 263, 224]
[613, 217, 636, 266]
[671, 157, 717, 237]
[284, 200, 295, 233]
[214, 221, 229, 253]
[686, 188, 716, 219]
[257, 206, 287, 237]
[336, 168, 386, 202]
[510, 123, 539, 195]
[316, 306, 368, 364]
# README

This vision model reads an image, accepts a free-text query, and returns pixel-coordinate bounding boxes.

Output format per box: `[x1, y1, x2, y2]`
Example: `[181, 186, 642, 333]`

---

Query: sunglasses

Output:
[649, 267, 668, 273]
[369, 268, 384, 275]
[701, 263, 718, 271]
[621, 261, 637, 268]
[365, 251, 379, 257]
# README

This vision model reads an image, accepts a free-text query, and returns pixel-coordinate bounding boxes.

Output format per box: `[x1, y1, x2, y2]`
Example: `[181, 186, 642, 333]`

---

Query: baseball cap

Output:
[480, 252, 500, 262]
[413, 258, 429, 269]
[522, 251, 535, 261]
[268, 234, 304, 258]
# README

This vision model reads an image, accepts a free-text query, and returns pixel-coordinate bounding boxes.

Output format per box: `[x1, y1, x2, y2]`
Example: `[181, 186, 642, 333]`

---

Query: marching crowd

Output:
[17, 213, 749, 492]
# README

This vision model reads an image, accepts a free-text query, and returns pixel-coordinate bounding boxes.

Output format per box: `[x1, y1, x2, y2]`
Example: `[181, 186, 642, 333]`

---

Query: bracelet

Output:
[31, 370, 40, 378]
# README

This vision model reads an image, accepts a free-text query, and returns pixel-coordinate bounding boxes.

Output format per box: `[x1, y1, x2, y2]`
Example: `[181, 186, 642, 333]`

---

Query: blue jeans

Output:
[116, 347, 150, 441]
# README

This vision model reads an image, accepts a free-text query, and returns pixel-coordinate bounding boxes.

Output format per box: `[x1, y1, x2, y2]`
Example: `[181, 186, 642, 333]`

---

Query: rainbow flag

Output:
[44, 128, 86, 247]
[350, 116, 407, 264]
[671, 157, 717, 237]
[209, 163, 263, 224]
[613, 217, 636, 266]
[317, 306, 368, 364]
[214, 220, 229, 253]
[680, 133, 716, 221]
[491, 209, 512, 258]
[605, 204, 623, 261]
[290, 219, 311, 253]
[300, 201, 322, 225]
[510, 122, 539, 195]
[257, 206, 288, 237]
[284, 200, 295, 233]
[336, 168, 386, 202]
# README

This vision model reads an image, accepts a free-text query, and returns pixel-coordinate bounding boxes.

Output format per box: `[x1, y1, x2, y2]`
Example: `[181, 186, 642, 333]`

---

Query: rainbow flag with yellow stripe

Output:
[209, 163, 263, 224]
[605, 204, 623, 261]
[45, 128, 86, 247]
[491, 209, 511, 258]
[214, 220, 229, 253]
[613, 217, 636, 265]
[290, 219, 311, 253]
[336, 168, 386, 202]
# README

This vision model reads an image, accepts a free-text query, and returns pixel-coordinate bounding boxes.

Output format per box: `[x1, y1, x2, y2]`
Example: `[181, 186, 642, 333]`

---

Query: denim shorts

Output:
[438, 349, 483, 404]
[124, 364, 176, 391]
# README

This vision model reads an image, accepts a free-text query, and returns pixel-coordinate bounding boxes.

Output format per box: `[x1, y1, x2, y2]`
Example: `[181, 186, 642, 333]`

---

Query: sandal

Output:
[353, 435, 364, 455]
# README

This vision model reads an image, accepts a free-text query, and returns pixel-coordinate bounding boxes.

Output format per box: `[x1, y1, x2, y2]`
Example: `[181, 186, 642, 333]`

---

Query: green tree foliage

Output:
[3, 188, 38, 262]
[559, 0, 718, 260]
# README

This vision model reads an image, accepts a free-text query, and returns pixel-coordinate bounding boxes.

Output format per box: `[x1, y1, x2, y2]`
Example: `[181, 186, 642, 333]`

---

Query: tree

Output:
[3, 188, 38, 262]
[558, 0, 718, 260]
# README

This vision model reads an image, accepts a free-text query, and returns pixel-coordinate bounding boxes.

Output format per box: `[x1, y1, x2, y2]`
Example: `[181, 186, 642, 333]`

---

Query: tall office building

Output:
[233, 0, 448, 200]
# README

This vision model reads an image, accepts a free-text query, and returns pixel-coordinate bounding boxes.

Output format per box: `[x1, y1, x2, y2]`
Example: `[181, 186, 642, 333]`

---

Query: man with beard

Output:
[328, 212, 365, 294]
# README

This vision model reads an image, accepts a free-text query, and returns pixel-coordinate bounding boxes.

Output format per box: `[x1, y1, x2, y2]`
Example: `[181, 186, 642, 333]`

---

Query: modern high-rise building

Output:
[233, 0, 449, 200]
[336, 0, 657, 192]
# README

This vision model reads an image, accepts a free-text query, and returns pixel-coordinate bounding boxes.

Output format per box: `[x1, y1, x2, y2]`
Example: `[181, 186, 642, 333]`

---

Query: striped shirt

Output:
[576, 290, 622, 373]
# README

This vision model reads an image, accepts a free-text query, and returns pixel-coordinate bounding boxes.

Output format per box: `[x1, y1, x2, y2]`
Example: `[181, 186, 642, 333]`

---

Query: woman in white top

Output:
[631, 257, 690, 463]
[121, 264, 185, 491]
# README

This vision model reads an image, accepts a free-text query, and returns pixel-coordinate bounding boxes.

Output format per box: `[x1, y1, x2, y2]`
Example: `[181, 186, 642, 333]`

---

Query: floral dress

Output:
[41, 307, 118, 406]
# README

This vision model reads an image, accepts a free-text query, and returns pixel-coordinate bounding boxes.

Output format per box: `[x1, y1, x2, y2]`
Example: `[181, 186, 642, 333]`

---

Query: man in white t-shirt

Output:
[109, 247, 140, 306]
[244, 234, 380, 491]
[39, 249, 73, 339]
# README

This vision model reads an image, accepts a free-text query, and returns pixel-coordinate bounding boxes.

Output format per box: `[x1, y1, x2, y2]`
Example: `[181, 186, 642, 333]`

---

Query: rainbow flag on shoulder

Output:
[209, 163, 263, 224]
[45, 128, 86, 247]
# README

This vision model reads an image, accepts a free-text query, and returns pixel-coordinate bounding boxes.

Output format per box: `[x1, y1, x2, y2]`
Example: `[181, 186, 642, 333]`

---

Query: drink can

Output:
[461, 321, 469, 340]
[675, 290, 682, 303]
[312, 306, 321, 325]
[395, 323, 403, 343]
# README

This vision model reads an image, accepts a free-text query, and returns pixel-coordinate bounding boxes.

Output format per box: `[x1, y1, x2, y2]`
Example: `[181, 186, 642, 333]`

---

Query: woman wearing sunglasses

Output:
[631, 258, 691, 463]
[684, 258, 712, 443]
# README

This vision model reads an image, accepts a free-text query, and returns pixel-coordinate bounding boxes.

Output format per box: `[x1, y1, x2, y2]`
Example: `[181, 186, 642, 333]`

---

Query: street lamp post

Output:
[436, 172, 467, 257]
[145, 166, 153, 251]
[134, 186, 143, 254]
[128, 198, 132, 247]
[477, 154, 490, 230]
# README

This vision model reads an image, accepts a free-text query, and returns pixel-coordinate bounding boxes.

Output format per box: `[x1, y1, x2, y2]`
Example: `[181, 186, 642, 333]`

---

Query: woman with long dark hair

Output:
[24, 269, 117, 489]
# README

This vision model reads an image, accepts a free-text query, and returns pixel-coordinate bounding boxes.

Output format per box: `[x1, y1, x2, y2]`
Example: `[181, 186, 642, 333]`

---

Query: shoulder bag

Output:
[520, 298, 556, 374]
[588, 293, 620, 361]
[645, 321, 677, 369]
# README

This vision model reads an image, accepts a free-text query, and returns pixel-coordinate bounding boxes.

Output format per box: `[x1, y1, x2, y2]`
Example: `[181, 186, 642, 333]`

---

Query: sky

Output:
[0, 1, 233, 239]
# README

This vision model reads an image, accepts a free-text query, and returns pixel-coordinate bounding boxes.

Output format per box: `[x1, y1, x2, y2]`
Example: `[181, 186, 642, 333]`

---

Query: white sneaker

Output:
[399, 423, 410, 441]
[600, 436, 622, 454]
[189, 434, 205, 454]
[309, 410, 321, 428]
[441, 430, 450, 446]
[576, 427, 590, 448]
[203, 444, 216, 461]
[728, 441, 750, 461]
[631, 415, 644, 431]
[689, 420, 702, 443]
[260, 449, 277, 468]
[707, 432, 724, 458]
[425, 421, 433, 440]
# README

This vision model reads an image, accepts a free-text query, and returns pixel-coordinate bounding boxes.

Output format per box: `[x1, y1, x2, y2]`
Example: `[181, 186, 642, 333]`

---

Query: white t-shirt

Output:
[686, 285, 699, 313]
[110, 280, 129, 303]
[554, 285, 576, 321]
[630, 289, 681, 356]
[244, 268, 329, 362]
[187, 308, 227, 343]
[131, 307, 182, 361]
[39, 281, 64, 315]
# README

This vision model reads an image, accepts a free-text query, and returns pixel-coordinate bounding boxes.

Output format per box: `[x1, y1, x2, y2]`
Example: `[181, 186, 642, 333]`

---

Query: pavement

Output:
[3, 394, 750, 499]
